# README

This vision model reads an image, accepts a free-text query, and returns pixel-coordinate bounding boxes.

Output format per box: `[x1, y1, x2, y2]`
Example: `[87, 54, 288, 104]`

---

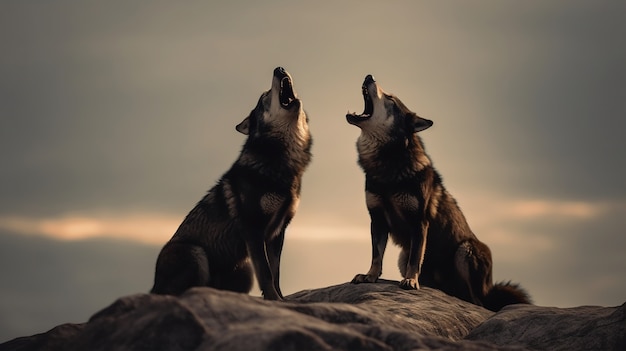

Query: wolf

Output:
[346, 74, 531, 311]
[151, 67, 312, 300]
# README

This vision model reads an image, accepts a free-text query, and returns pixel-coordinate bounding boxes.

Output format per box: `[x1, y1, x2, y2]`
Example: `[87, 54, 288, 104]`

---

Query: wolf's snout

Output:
[274, 67, 287, 77]
[362, 75, 376, 99]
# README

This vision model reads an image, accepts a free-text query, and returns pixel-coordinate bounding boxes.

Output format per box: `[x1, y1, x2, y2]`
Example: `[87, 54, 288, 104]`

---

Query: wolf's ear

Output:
[235, 117, 250, 135]
[408, 114, 433, 133]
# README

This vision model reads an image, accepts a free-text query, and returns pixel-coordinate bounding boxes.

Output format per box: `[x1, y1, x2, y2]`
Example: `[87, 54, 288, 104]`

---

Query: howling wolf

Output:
[346, 74, 530, 311]
[151, 67, 312, 300]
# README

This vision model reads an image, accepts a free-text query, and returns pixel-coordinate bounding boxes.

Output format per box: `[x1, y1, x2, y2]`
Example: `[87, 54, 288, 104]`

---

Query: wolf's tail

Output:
[483, 281, 532, 312]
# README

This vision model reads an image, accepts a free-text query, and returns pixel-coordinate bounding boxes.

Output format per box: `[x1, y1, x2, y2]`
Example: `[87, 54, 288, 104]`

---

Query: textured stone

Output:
[466, 303, 626, 350]
[1, 280, 623, 351]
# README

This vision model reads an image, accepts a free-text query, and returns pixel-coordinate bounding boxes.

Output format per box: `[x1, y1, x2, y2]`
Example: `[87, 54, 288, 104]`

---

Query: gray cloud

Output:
[3, 1, 622, 216]
[486, 3, 626, 201]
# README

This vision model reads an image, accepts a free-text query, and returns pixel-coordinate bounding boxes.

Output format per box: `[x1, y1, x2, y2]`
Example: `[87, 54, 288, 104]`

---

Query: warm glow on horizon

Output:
[505, 200, 605, 219]
[461, 196, 614, 224]
[0, 213, 180, 245]
[0, 197, 617, 247]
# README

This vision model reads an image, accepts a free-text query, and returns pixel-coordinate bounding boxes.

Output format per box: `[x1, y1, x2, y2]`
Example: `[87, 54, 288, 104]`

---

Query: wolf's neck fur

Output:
[238, 131, 312, 180]
[357, 132, 431, 181]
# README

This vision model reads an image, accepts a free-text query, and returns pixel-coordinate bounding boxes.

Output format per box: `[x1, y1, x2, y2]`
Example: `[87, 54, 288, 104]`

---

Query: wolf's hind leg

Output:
[151, 243, 209, 295]
[218, 260, 254, 293]
[454, 240, 492, 305]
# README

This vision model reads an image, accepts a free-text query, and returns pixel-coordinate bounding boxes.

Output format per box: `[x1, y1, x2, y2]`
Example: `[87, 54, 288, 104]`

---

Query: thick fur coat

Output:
[151, 67, 312, 300]
[347, 75, 530, 311]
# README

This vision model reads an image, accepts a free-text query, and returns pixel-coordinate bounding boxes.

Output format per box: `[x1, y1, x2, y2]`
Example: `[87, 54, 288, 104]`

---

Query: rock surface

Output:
[1, 280, 624, 351]
[466, 303, 626, 350]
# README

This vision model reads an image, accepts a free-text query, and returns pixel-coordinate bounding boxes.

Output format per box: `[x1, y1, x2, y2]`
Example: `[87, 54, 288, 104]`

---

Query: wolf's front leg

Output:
[352, 212, 389, 284]
[245, 234, 281, 300]
[266, 227, 286, 299]
[399, 221, 429, 290]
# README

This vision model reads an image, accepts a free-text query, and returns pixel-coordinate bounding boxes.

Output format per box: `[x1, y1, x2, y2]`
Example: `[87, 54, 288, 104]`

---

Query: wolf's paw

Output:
[262, 289, 283, 301]
[399, 278, 419, 290]
[351, 273, 378, 284]
[263, 294, 283, 301]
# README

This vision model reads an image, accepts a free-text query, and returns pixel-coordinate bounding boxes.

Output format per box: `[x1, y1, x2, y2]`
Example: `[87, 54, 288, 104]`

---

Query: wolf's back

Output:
[484, 281, 532, 312]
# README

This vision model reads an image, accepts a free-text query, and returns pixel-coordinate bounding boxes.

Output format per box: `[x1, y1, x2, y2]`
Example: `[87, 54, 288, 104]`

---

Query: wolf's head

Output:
[236, 67, 310, 147]
[346, 75, 432, 141]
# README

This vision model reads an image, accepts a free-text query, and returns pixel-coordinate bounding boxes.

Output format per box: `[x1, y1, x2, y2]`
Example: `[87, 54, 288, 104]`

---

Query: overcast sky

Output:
[0, 1, 625, 338]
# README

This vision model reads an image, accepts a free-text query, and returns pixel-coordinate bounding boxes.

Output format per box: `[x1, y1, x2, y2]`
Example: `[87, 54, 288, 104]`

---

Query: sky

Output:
[1, 0, 625, 342]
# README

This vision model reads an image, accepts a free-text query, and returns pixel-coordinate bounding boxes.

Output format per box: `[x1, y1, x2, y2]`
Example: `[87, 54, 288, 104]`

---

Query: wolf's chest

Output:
[366, 191, 422, 225]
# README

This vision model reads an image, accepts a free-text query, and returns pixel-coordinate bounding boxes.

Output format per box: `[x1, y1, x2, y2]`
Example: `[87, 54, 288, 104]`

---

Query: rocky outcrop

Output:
[2, 280, 624, 351]
[466, 303, 625, 350]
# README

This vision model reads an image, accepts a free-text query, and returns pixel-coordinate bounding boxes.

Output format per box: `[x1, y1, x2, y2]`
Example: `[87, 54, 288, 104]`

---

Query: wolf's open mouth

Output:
[360, 82, 374, 117]
[273, 67, 298, 109]
[280, 76, 297, 108]
[346, 75, 375, 123]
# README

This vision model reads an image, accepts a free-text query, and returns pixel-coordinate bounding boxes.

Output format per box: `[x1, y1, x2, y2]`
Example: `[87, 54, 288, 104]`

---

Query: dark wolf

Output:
[346, 74, 531, 311]
[151, 67, 312, 300]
